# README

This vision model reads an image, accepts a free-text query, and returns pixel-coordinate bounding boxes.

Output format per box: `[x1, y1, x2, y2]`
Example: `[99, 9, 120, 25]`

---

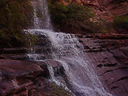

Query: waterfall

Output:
[25, 0, 112, 96]
[31, 0, 52, 29]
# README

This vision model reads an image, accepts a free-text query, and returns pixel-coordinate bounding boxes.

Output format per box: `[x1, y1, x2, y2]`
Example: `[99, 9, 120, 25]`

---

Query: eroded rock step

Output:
[79, 37, 128, 52]
[0, 48, 28, 54]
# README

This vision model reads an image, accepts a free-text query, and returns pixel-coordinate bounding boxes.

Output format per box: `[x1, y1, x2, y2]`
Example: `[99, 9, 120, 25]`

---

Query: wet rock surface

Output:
[0, 33, 128, 96]
[78, 33, 128, 96]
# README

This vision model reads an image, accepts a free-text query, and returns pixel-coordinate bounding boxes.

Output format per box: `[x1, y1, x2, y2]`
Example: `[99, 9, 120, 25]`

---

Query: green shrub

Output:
[25, 33, 38, 51]
[48, 2, 94, 24]
[0, 0, 33, 47]
[48, 0, 96, 33]
[113, 15, 128, 31]
[51, 83, 72, 96]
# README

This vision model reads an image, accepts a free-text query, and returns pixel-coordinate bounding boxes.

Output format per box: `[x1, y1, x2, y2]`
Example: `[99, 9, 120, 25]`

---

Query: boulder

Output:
[0, 59, 44, 96]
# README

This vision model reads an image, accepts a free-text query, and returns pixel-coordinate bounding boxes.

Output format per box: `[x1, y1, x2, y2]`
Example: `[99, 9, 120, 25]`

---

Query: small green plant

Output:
[113, 15, 128, 31]
[25, 32, 39, 51]
[51, 83, 72, 96]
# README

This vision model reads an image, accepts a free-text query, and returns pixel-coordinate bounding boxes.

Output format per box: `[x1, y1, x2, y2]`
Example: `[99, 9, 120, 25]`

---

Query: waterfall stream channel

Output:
[24, 0, 112, 96]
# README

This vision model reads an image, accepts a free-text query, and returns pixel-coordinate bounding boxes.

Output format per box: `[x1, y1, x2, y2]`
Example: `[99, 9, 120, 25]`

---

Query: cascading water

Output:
[31, 0, 52, 29]
[25, 0, 112, 96]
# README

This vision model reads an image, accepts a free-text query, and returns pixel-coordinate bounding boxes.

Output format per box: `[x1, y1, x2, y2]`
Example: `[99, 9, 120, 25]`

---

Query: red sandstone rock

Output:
[0, 59, 43, 78]
[0, 59, 44, 96]
[78, 34, 128, 96]
[93, 34, 128, 39]
[0, 59, 69, 96]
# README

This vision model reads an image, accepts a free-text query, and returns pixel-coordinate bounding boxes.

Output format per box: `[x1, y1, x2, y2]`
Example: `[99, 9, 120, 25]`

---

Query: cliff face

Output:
[78, 33, 128, 96]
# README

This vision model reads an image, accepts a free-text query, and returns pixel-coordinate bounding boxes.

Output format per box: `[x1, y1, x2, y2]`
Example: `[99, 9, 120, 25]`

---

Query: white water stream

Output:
[25, 0, 112, 96]
[31, 0, 52, 29]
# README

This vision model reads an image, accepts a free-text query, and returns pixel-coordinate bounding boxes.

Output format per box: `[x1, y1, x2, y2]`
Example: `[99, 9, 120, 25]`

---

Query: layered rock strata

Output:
[78, 33, 128, 96]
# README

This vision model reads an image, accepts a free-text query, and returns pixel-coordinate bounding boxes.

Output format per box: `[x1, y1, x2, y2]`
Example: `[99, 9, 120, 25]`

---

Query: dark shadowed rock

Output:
[44, 59, 65, 76]
[93, 34, 128, 39]
[0, 48, 28, 54]
[0, 48, 28, 61]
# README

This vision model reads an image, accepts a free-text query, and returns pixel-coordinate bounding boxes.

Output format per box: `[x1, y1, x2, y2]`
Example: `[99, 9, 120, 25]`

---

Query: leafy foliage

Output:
[25, 32, 39, 51]
[49, 2, 94, 24]
[48, 0, 96, 33]
[0, 0, 33, 47]
[113, 15, 128, 31]
[51, 83, 72, 96]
